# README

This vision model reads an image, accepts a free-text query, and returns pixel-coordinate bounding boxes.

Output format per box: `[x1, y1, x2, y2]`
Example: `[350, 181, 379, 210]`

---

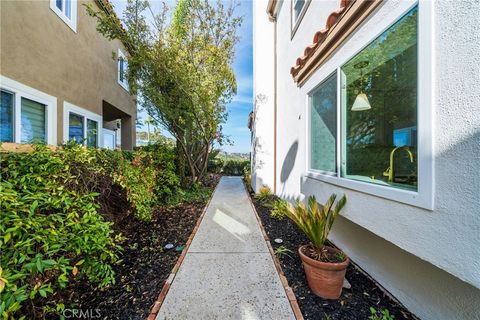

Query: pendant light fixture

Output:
[351, 61, 371, 112]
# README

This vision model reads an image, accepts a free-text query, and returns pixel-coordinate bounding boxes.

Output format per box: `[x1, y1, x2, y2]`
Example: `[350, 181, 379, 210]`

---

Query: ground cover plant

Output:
[246, 183, 417, 320]
[0, 142, 217, 319]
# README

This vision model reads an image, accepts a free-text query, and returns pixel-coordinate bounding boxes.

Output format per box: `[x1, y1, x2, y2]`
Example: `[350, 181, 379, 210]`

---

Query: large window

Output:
[341, 7, 418, 191]
[310, 73, 337, 173]
[0, 76, 56, 144]
[50, 0, 77, 32]
[1, 90, 14, 142]
[307, 5, 432, 207]
[63, 102, 101, 148]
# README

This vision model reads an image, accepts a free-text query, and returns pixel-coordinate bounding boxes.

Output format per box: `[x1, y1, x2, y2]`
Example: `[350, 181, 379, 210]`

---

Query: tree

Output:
[144, 115, 155, 142]
[86, 0, 241, 184]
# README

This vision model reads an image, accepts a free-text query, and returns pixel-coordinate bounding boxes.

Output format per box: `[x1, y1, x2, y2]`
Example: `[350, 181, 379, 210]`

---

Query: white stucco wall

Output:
[252, 0, 275, 193]
[253, 0, 480, 319]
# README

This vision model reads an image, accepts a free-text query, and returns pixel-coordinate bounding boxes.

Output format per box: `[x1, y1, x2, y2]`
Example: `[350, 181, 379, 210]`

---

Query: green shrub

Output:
[61, 143, 156, 222]
[139, 143, 180, 203]
[222, 160, 249, 176]
[207, 158, 224, 174]
[0, 141, 180, 317]
[0, 145, 120, 318]
[270, 199, 288, 220]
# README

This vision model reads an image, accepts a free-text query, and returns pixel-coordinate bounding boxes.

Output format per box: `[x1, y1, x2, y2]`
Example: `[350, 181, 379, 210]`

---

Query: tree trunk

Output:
[175, 141, 187, 187]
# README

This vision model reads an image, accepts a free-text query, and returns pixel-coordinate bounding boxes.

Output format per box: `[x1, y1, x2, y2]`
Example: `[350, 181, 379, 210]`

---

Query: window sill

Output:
[303, 170, 433, 210]
[118, 81, 129, 92]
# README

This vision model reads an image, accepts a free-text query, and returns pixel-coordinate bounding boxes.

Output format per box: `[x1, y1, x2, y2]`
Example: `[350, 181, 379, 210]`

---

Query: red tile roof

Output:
[290, 0, 353, 78]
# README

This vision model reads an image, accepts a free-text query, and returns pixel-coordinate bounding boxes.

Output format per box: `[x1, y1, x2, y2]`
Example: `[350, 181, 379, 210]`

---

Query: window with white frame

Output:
[0, 76, 56, 145]
[341, 7, 418, 191]
[64, 102, 101, 148]
[118, 49, 129, 91]
[291, 0, 310, 36]
[50, 0, 77, 32]
[307, 5, 432, 209]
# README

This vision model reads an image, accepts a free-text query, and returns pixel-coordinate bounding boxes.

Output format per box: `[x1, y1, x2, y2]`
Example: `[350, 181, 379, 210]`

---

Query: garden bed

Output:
[37, 175, 220, 320]
[249, 192, 417, 320]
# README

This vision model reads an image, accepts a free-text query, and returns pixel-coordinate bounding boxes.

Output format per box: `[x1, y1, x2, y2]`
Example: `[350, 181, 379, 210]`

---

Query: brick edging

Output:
[243, 182, 305, 320]
[146, 181, 220, 320]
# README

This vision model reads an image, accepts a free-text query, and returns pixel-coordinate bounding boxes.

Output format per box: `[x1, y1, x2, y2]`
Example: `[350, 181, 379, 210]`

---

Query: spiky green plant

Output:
[274, 245, 293, 259]
[283, 194, 346, 256]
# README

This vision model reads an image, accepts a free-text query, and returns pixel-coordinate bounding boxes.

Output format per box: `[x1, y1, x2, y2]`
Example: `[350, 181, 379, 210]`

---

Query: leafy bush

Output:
[0, 145, 120, 318]
[222, 160, 249, 176]
[207, 158, 224, 174]
[207, 158, 249, 176]
[135, 143, 180, 204]
[61, 143, 157, 222]
[0, 141, 179, 317]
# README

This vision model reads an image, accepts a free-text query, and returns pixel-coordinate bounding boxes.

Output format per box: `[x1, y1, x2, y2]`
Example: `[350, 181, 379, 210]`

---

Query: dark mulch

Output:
[35, 174, 220, 320]
[250, 192, 417, 320]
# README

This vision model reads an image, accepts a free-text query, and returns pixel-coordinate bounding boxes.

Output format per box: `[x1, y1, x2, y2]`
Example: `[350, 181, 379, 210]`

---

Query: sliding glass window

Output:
[310, 73, 337, 173]
[340, 6, 418, 191]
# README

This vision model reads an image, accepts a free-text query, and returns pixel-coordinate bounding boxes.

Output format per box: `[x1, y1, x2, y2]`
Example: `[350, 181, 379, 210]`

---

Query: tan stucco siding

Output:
[0, 0, 136, 145]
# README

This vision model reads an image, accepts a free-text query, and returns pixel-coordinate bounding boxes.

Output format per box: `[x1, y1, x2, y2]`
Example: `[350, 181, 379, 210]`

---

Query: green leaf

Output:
[39, 289, 47, 298]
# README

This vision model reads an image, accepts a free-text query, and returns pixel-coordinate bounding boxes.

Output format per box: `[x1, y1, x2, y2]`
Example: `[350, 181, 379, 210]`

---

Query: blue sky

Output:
[112, 1, 253, 154]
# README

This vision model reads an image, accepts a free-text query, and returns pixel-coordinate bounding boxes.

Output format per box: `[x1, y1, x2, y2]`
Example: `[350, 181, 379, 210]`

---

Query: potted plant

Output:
[283, 194, 348, 299]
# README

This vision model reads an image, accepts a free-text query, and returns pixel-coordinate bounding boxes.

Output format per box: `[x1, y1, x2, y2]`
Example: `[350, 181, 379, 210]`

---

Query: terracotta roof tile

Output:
[290, 0, 353, 78]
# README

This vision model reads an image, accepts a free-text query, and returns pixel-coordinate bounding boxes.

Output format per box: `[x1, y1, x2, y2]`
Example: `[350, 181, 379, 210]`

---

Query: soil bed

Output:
[38, 175, 220, 320]
[250, 192, 417, 320]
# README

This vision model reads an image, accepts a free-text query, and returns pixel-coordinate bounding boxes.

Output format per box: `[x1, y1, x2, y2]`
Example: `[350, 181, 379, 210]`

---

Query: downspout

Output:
[273, 19, 277, 194]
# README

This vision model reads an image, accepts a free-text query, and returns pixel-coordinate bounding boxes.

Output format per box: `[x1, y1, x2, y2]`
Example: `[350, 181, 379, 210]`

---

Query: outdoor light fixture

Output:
[351, 61, 372, 112]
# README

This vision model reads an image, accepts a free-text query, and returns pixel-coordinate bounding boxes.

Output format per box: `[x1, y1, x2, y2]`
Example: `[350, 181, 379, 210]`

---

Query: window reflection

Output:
[341, 7, 418, 191]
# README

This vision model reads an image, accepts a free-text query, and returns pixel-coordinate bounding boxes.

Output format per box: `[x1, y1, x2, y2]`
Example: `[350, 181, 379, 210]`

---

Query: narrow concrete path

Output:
[156, 176, 295, 320]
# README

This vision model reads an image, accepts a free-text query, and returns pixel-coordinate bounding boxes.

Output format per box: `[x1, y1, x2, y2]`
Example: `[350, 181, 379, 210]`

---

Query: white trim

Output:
[117, 49, 129, 91]
[0, 75, 57, 145]
[63, 102, 103, 147]
[303, 2, 434, 210]
[50, 0, 77, 33]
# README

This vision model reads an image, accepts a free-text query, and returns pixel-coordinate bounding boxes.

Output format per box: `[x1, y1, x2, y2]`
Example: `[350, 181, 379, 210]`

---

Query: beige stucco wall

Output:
[0, 0, 136, 148]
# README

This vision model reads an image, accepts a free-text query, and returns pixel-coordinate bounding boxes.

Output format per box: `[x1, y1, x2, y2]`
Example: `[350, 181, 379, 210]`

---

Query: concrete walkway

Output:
[156, 176, 295, 320]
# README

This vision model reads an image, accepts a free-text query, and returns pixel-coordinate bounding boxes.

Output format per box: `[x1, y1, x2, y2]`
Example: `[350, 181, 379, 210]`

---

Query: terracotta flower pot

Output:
[298, 245, 349, 299]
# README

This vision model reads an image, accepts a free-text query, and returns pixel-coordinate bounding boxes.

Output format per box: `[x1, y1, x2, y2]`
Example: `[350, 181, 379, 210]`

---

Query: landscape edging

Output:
[244, 182, 305, 320]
